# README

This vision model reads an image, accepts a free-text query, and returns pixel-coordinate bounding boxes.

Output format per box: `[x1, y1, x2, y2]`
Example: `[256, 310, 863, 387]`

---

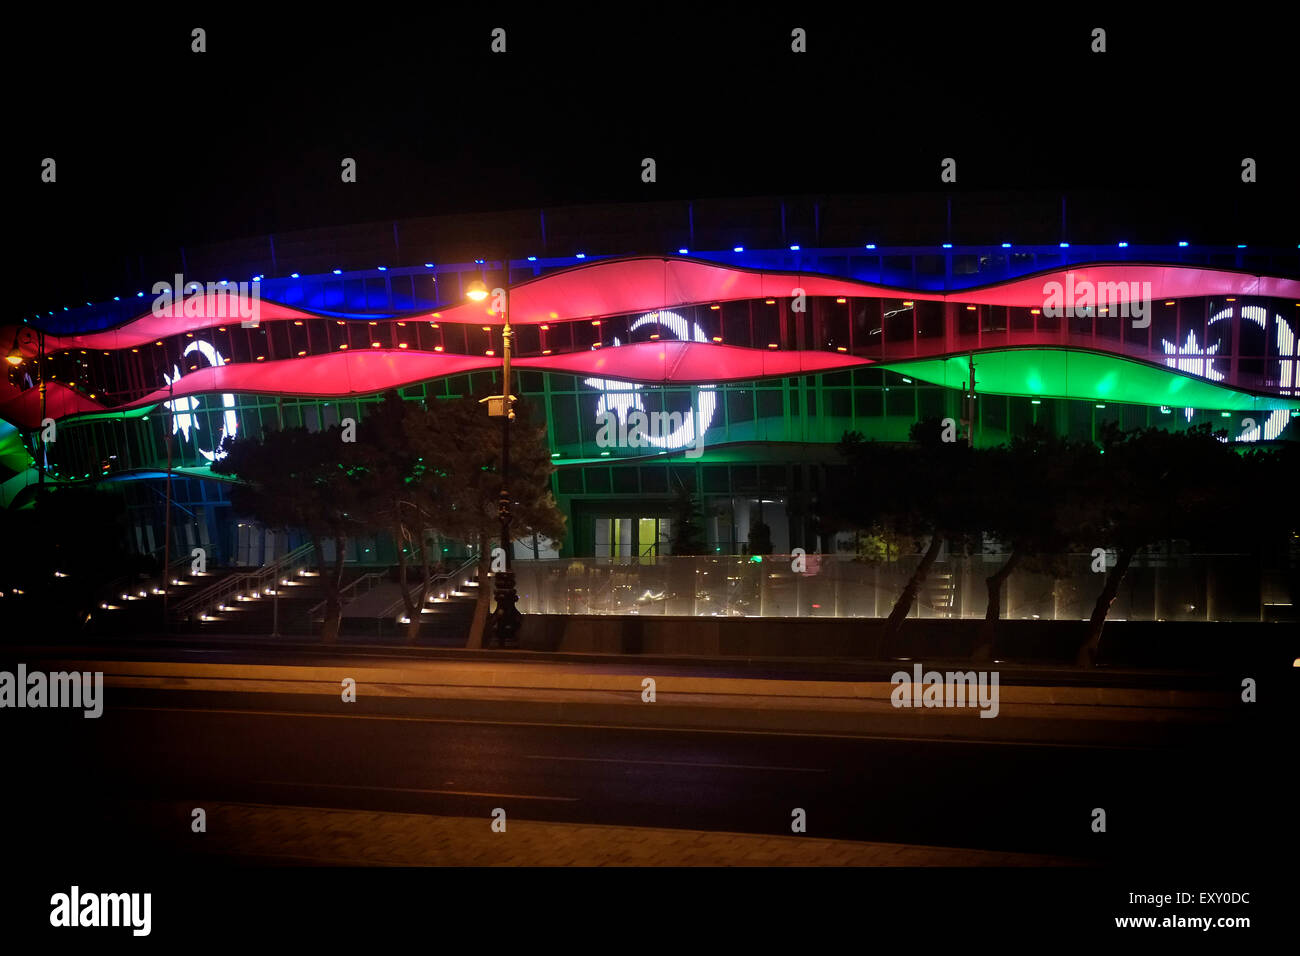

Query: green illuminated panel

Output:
[881, 349, 1298, 411]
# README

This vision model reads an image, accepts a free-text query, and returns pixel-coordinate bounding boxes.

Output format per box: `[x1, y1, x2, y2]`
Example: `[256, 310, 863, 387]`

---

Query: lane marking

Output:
[112, 704, 1163, 749]
[255, 781, 578, 802]
[525, 755, 827, 773]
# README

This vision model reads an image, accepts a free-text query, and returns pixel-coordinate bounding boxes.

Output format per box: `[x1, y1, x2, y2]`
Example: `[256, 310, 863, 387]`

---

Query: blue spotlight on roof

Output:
[733, 246, 744, 252]
[474, 258, 485, 264]
[789, 244, 800, 251]
[1001, 242, 1011, 248]
[113, 296, 120, 301]
[865, 244, 876, 250]
[942, 243, 952, 249]
[290, 273, 300, 278]
[678, 248, 688, 254]
[1178, 241, 1189, 247]
[526, 256, 537, 262]
[425, 263, 435, 268]
[333, 269, 342, 274]
[1118, 241, 1129, 248]
[136, 292, 144, 297]
[576, 253, 586, 259]
[220, 280, 229, 285]
[377, 266, 387, 271]
[1237, 244, 1247, 249]
[1059, 242, 1070, 248]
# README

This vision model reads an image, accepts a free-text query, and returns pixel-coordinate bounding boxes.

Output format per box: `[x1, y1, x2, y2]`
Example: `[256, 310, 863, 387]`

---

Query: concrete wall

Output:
[519, 614, 1291, 669]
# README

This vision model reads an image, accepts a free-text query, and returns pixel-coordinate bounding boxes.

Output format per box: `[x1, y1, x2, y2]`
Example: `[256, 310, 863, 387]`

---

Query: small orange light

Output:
[336, 320, 346, 325]
[218, 327, 227, 332]
[1030, 308, 1041, 315]
[712, 336, 722, 342]
[591, 320, 601, 326]
[710, 304, 720, 310]
[398, 342, 408, 349]
[256, 356, 265, 361]
[542, 349, 552, 355]
[768, 343, 778, 349]
[486, 349, 495, 356]
[902, 301, 913, 307]
[540, 324, 550, 331]
[1226, 297, 1236, 302]
[397, 321, 406, 327]
[966, 305, 977, 311]
[368, 320, 378, 326]
[1164, 300, 1175, 306]
[339, 344, 348, 350]
[836, 298, 847, 304]
[650, 333, 660, 340]
[293, 320, 303, 326]
[297, 350, 307, 356]
[155, 340, 163, 346]
[765, 299, 776, 305]
[836, 347, 847, 352]
[434, 345, 444, 352]
[371, 342, 381, 348]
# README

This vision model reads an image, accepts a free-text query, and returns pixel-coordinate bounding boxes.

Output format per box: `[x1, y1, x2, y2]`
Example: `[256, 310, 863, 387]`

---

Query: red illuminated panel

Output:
[0, 382, 104, 430]
[423, 257, 944, 326]
[516, 341, 869, 383]
[124, 350, 497, 409]
[48, 295, 318, 352]
[954, 266, 1300, 307]
[40, 260, 1300, 350]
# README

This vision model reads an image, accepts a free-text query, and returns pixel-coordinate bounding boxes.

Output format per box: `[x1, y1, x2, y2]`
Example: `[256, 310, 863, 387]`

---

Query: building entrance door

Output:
[595, 517, 673, 561]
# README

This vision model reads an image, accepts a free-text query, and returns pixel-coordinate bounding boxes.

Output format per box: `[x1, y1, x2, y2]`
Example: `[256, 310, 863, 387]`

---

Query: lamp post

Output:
[466, 267, 521, 648]
[6, 326, 45, 487]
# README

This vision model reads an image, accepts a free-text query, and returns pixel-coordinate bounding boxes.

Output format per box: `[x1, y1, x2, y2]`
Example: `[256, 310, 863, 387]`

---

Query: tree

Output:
[212, 424, 370, 642]
[404, 391, 566, 648]
[972, 428, 1095, 660]
[1073, 423, 1242, 666]
[670, 484, 708, 555]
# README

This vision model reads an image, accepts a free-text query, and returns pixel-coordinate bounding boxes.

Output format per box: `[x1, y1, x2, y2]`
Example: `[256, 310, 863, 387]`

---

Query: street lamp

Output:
[466, 269, 521, 647]
[6, 326, 46, 487]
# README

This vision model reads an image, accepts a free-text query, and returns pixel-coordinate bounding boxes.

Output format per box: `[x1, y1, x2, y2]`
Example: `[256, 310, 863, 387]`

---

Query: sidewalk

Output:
[137, 801, 1085, 866]
[49, 656, 1236, 745]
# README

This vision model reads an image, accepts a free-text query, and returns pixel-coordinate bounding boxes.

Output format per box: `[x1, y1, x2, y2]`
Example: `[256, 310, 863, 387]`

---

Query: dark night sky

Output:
[7, 10, 1297, 314]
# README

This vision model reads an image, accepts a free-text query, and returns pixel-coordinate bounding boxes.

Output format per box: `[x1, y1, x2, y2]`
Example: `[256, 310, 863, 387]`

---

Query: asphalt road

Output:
[5, 684, 1284, 868]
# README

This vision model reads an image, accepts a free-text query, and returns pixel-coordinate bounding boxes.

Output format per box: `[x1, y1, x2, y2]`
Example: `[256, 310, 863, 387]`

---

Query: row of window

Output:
[42, 371, 1276, 482]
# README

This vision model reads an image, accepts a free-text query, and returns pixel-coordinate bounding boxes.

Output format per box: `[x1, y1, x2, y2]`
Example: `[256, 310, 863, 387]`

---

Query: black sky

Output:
[7, 9, 1297, 314]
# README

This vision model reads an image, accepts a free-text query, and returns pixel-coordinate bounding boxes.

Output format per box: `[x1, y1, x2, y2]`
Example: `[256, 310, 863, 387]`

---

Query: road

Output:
[5, 682, 1284, 867]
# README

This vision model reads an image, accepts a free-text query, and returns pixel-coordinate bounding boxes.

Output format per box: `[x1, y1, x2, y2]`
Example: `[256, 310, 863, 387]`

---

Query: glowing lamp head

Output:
[465, 279, 489, 302]
[5, 350, 22, 366]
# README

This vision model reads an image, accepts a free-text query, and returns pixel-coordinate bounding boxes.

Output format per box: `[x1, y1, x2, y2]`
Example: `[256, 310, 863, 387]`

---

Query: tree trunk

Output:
[885, 533, 944, 637]
[321, 535, 346, 644]
[1076, 544, 1137, 667]
[974, 549, 1021, 662]
[466, 532, 492, 649]
[405, 527, 432, 645]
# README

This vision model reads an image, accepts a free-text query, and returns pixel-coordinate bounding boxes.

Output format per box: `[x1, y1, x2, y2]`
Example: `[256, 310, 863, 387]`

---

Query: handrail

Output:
[383, 553, 479, 621]
[306, 570, 389, 621]
[172, 541, 316, 617]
